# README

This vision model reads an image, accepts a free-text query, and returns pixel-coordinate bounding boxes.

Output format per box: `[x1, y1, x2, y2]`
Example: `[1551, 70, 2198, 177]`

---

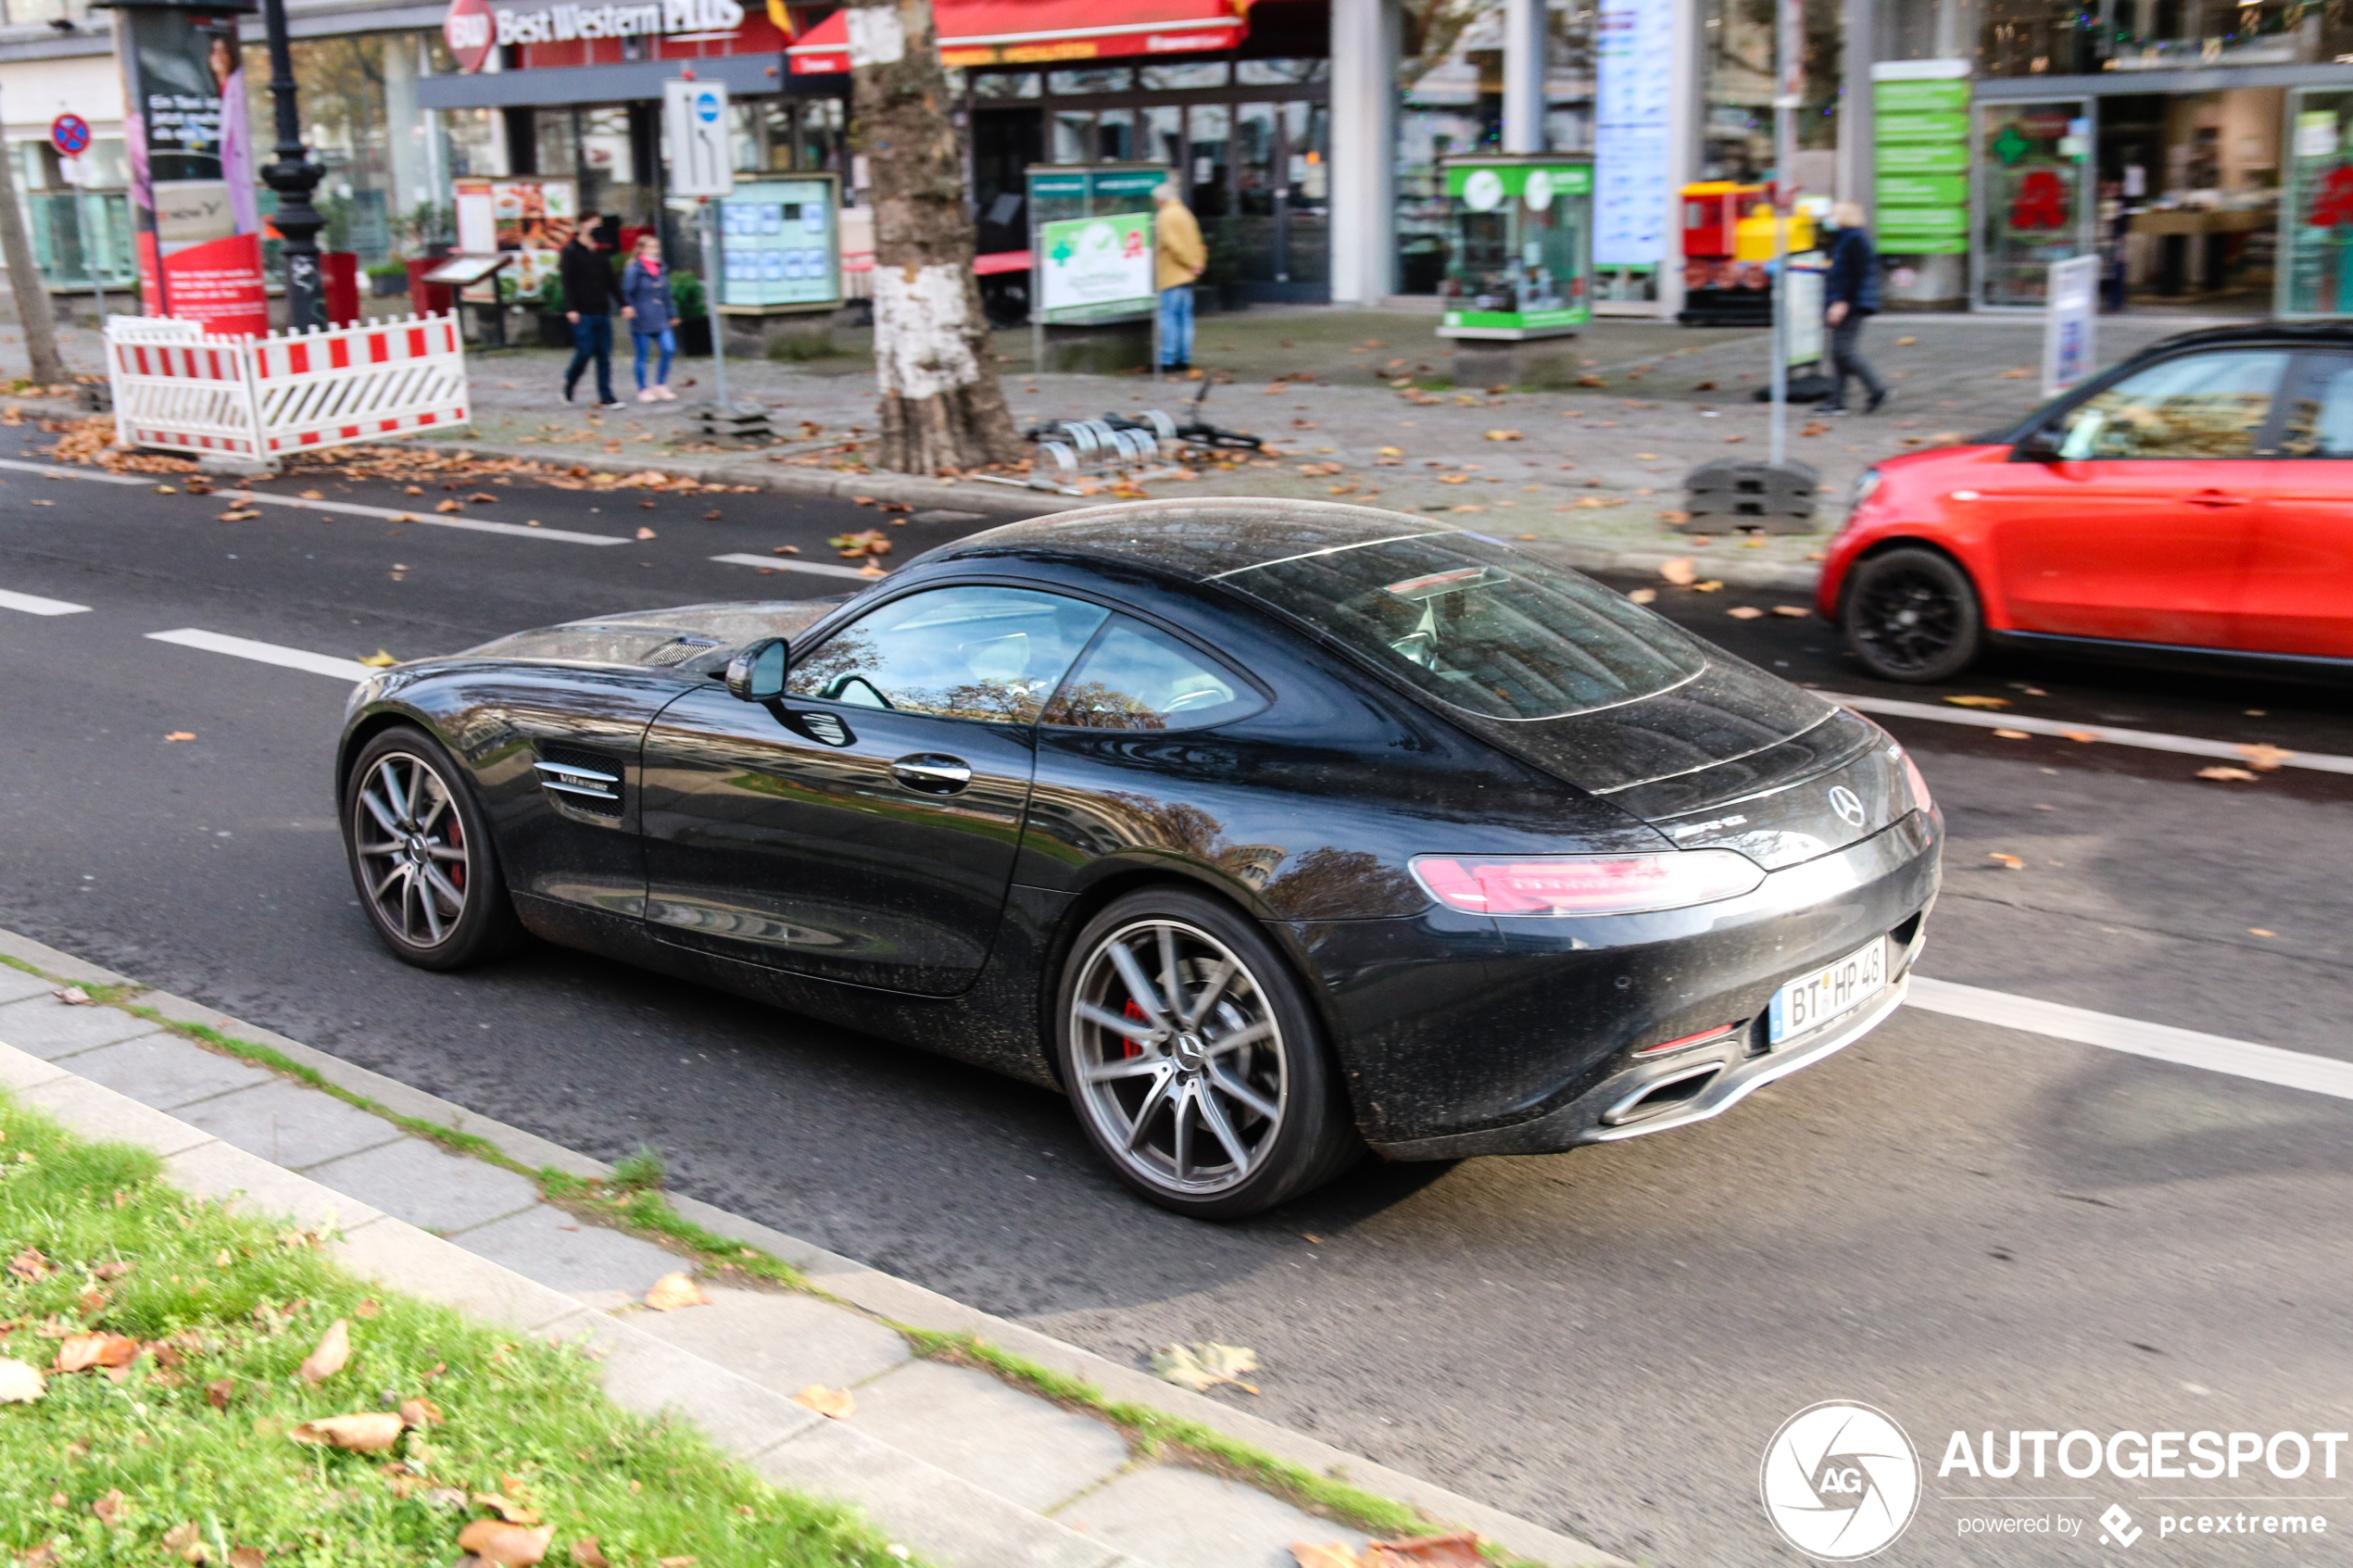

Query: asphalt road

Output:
[3, 427, 2349, 1566]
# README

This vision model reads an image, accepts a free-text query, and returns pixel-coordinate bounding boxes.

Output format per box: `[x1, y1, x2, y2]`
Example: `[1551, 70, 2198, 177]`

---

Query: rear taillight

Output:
[1900, 750, 1934, 815]
[1409, 851, 1765, 917]
[1637, 1023, 1742, 1058]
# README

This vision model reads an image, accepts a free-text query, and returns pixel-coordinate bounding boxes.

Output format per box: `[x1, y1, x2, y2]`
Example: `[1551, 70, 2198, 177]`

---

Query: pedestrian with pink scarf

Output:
[618, 235, 677, 402]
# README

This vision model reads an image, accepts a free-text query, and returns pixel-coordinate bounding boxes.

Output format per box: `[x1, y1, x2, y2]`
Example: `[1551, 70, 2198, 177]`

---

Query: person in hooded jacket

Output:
[1819, 201, 1888, 416]
[619, 235, 678, 402]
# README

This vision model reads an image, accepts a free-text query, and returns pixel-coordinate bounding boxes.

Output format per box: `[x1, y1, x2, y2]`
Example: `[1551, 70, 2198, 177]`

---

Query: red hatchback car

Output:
[1818, 324, 2353, 683]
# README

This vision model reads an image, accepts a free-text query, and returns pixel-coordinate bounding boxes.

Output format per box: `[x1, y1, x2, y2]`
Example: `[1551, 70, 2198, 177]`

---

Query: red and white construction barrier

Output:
[106, 312, 469, 465]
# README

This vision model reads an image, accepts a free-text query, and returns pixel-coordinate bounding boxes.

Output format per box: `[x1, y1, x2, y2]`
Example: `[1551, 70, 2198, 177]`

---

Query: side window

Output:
[2277, 355, 2353, 458]
[2050, 350, 2290, 460]
[1041, 617, 1265, 731]
[786, 585, 1108, 723]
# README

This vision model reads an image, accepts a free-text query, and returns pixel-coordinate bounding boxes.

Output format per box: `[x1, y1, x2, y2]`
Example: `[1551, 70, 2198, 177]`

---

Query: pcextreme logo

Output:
[1760, 1401, 1923, 1561]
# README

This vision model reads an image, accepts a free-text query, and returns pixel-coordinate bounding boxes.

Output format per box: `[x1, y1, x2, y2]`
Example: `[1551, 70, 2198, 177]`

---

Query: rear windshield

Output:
[1216, 532, 1702, 721]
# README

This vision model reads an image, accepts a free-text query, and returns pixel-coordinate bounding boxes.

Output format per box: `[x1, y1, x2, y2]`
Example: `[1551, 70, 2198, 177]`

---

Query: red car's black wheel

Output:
[1843, 547, 1984, 684]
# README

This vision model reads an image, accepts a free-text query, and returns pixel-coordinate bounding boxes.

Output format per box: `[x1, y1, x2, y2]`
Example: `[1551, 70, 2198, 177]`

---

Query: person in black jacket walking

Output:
[559, 215, 622, 408]
[1819, 202, 1888, 416]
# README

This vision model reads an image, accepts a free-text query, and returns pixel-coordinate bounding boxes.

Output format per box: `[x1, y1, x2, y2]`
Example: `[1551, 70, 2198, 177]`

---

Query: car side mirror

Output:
[724, 637, 788, 702]
[2013, 427, 2064, 463]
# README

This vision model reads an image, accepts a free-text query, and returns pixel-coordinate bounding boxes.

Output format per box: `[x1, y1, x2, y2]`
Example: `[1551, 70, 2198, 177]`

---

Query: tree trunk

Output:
[0, 88, 69, 388]
[848, 0, 1021, 474]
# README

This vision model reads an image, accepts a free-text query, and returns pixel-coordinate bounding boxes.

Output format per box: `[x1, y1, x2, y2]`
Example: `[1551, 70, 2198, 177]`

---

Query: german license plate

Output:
[1768, 937, 1888, 1046]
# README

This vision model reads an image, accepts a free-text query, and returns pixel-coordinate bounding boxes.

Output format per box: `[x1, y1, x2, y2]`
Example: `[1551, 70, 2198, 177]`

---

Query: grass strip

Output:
[0, 951, 1539, 1560]
[0, 1088, 907, 1568]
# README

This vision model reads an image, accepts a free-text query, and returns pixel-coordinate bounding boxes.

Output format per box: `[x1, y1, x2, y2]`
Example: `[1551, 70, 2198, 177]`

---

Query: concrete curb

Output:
[0, 925, 1622, 1568]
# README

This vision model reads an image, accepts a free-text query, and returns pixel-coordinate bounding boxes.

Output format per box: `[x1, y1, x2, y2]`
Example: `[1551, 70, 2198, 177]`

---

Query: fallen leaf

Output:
[1725, 606, 1765, 620]
[1290, 1545, 1362, 1568]
[635, 526, 657, 540]
[399, 1396, 445, 1427]
[473, 1493, 543, 1525]
[7, 1248, 50, 1281]
[2058, 730, 2101, 744]
[1693, 579, 1724, 592]
[468, 493, 497, 504]
[1628, 587, 1658, 605]
[54, 986, 91, 1005]
[1998, 367, 2033, 378]
[55, 1333, 138, 1373]
[359, 650, 398, 668]
[163, 1522, 205, 1562]
[2238, 743, 2293, 771]
[1482, 429, 1522, 441]
[391, 512, 418, 523]
[298, 490, 324, 500]
[207, 1377, 235, 1409]
[1895, 335, 1918, 345]
[787, 1382, 860, 1419]
[457, 1522, 553, 1566]
[1988, 853, 2026, 871]
[568, 1541, 611, 1568]
[1151, 1341, 1260, 1395]
[1992, 729, 2032, 740]
[19, 1548, 58, 1568]
[227, 1551, 264, 1568]
[434, 499, 464, 513]
[1365, 1532, 1487, 1567]
[644, 1272, 709, 1311]
[771, 545, 799, 555]
[0, 1359, 44, 1401]
[405, 485, 423, 495]
[2196, 766, 2258, 782]
[1770, 605, 1809, 618]
[1944, 695, 2011, 709]
[2249, 927, 2276, 937]
[165, 731, 197, 743]
[1658, 557, 1698, 586]
[656, 1559, 697, 1567]
[288, 1411, 405, 1450]
[298, 1318, 350, 1384]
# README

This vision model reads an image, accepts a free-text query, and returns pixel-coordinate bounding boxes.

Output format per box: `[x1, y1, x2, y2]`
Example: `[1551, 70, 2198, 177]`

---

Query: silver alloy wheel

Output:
[1069, 917, 1289, 1197]
[351, 750, 471, 947]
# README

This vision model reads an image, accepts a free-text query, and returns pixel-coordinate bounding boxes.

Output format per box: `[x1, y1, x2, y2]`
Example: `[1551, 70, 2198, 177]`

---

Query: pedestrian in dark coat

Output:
[559, 214, 621, 408]
[619, 235, 678, 402]
[1820, 201, 1888, 416]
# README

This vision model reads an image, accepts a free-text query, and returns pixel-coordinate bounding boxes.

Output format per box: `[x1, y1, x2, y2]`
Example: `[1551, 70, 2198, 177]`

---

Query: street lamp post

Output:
[258, 0, 325, 331]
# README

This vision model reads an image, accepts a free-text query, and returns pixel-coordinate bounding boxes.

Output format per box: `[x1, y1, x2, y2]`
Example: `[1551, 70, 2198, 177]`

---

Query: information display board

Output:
[714, 176, 840, 310]
[1026, 164, 1166, 325]
[1873, 61, 1971, 257]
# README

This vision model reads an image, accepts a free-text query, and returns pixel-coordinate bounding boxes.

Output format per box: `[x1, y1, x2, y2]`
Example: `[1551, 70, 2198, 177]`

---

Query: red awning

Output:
[788, 0, 1250, 75]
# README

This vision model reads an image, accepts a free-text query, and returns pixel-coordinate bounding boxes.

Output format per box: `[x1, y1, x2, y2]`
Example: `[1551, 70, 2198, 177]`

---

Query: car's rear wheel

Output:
[1056, 889, 1360, 1219]
[343, 726, 521, 970]
[1843, 546, 1984, 683]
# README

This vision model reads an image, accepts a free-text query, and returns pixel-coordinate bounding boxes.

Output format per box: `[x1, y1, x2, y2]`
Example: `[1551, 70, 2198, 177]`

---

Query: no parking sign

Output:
[49, 114, 90, 158]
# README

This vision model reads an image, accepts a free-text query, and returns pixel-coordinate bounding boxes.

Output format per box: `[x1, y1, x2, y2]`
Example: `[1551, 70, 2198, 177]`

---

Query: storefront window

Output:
[1097, 107, 1136, 160]
[1140, 62, 1227, 90]
[445, 108, 499, 179]
[1189, 103, 1232, 218]
[1701, 0, 1841, 182]
[1051, 109, 1094, 163]
[973, 72, 1042, 99]
[1979, 98, 2096, 307]
[2278, 85, 2353, 314]
[1140, 106, 1185, 168]
[1239, 58, 1327, 84]
[1050, 68, 1134, 95]
[1980, 0, 2353, 78]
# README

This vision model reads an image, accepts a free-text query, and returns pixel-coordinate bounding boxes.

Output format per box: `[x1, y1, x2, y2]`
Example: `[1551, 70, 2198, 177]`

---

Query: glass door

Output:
[2279, 87, 2353, 317]
[1976, 98, 2097, 309]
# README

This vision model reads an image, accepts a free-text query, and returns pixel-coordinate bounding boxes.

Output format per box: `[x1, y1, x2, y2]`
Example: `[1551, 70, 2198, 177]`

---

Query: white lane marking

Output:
[1908, 976, 2353, 1103]
[0, 588, 91, 615]
[0, 457, 628, 546]
[146, 628, 372, 683]
[711, 552, 886, 582]
[1828, 691, 2353, 778]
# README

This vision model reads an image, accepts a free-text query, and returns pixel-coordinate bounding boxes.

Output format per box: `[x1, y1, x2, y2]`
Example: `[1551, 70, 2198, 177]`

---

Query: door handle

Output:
[890, 754, 973, 795]
[2184, 490, 2250, 507]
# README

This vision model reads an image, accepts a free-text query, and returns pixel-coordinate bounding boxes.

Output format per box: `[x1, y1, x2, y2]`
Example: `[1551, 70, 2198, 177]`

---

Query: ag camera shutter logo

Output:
[1761, 1401, 1921, 1560]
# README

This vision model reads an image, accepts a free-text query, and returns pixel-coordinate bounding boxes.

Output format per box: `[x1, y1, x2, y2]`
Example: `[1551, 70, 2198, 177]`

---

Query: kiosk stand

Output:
[1027, 163, 1167, 375]
[1436, 155, 1592, 388]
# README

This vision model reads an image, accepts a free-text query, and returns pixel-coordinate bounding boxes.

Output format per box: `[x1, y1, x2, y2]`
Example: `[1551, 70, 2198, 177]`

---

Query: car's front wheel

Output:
[1842, 546, 1984, 683]
[1055, 889, 1361, 1219]
[342, 726, 521, 970]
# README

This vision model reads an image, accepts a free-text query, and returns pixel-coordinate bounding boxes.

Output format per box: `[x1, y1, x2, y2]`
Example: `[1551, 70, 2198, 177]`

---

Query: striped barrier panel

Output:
[104, 312, 469, 463]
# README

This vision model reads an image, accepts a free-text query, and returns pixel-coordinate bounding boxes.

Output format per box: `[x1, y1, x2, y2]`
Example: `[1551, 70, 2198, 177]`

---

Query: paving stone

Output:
[173, 1079, 406, 1171]
[0, 997, 161, 1059]
[19, 1076, 217, 1158]
[453, 1206, 682, 1294]
[624, 1284, 911, 1396]
[0, 1041, 67, 1094]
[167, 1140, 386, 1234]
[754, 1419, 1123, 1568]
[0, 968, 53, 1006]
[547, 1313, 823, 1460]
[850, 1360, 1130, 1513]
[330, 1217, 589, 1335]
[303, 1135, 540, 1235]
[59, 1034, 275, 1112]
[1053, 1464, 1370, 1568]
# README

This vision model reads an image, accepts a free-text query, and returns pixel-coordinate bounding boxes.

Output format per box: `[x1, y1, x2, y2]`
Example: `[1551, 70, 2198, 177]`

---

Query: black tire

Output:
[1054, 887, 1362, 1219]
[342, 725, 522, 971]
[1842, 546, 1985, 684]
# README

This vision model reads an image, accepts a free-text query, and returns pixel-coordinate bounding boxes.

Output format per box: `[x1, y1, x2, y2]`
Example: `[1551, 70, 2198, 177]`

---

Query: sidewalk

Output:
[0, 924, 1617, 1568]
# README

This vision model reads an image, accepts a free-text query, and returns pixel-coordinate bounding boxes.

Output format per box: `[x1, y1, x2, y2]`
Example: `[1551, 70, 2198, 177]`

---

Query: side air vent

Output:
[535, 743, 624, 816]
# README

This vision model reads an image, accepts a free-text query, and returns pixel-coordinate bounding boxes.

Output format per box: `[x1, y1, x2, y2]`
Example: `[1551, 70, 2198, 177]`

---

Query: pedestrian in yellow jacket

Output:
[1154, 184, 1205, 371]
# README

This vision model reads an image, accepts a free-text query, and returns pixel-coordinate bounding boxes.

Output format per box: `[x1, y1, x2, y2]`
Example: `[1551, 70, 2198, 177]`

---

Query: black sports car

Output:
[338, 501, 1942, 1217]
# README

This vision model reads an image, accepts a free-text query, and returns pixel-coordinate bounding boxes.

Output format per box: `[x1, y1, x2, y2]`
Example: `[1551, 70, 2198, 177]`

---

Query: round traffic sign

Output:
[696, 89, 721, 122]
[49, 114, 90, 158]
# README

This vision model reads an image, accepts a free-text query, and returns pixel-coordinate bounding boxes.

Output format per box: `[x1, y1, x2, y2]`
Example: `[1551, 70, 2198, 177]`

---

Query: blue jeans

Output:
[1157, 283, 1194, 367]
[564, 315, 614, 403]
[633, 328, 675, 389]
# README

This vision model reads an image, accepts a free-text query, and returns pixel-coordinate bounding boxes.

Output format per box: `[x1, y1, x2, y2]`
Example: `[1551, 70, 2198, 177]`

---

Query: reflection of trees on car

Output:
[1044, 680, 1172, 731]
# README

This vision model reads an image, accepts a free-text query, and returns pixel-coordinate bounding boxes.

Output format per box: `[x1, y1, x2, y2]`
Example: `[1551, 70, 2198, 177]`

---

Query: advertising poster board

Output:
[1036, 210, 1154, 324]
[114, 3, 266, 336]
[715, 177, 840, 309]
[2042, 253, 2099, 397]
[449, 176, 575, 301]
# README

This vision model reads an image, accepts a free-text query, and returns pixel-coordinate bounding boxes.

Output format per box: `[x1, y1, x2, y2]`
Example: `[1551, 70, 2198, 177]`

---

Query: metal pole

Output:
[1768, 0, 1802, 470]
[259, 0, 326, 330]
[702, 197, 728, 409]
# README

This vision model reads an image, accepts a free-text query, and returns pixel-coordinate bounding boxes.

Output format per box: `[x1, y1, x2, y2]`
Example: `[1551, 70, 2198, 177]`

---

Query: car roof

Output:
[934, 498, 1465, 581]
[2131, 320, 2353, 359]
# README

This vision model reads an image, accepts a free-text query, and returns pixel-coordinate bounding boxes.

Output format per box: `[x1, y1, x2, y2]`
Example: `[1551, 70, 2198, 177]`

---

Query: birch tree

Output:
[847, 0, 1022, 473]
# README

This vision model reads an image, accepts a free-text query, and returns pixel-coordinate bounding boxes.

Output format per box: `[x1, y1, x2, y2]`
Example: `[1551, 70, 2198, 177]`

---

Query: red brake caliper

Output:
[1120, 998, 1149, 1059]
